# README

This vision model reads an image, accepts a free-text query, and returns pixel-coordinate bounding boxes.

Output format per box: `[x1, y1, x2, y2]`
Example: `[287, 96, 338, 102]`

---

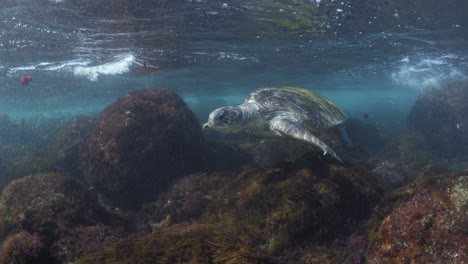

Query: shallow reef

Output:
[0, 231, 49, 264]
[366, 172, 468, 263]
[0, 87, 466, 263]
[0, 173, 122, 263]
[76, 152, 383, 263]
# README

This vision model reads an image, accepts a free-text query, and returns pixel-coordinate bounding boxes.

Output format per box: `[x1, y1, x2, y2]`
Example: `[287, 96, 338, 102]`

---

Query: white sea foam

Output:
[73, 53, 135, 81]
[45, 59, 90, 71]
[8, 65, 36, 74]
[7, 59, 91, 76]
[391, 54, 466, 92]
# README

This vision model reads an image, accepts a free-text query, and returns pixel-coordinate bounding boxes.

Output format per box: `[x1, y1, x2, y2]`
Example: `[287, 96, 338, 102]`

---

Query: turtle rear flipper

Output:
[269, 116, 343, 163]
[338, 126, 353, 149]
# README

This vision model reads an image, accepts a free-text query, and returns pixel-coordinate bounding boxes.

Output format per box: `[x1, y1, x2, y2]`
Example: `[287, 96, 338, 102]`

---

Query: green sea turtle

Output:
[203, 87, 351, 162]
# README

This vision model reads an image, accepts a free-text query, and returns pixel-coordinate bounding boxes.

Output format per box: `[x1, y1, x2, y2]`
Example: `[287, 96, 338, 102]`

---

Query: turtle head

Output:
[203, 106, 245, 133]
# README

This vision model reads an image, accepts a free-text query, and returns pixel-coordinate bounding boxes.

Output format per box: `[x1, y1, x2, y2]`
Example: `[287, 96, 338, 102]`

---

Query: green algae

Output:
[76, 223, 262, 264]
[76, 154, 382, 263]
[250, 0, 326, 36]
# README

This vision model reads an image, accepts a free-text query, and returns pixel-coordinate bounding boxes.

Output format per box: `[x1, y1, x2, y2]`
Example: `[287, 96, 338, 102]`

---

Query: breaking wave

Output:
[73, 53, 135, 81]
[391, 54, 466, 92]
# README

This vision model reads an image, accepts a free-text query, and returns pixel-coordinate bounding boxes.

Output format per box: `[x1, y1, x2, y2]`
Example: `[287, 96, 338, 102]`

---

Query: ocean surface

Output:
[1, 0, 466, 127]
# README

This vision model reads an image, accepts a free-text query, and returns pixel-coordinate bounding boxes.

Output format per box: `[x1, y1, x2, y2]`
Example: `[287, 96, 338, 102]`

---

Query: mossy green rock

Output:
[77, 153, 382, 263]
[0, 231, 51, 264]
[80, 88, 205, 209]
[0, 173, 119, 264]
[0, 173, 108, 238]
[366, 172, 468, 263]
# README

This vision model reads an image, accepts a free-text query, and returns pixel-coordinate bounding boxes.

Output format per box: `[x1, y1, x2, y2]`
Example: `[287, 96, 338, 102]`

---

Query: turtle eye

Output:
[216, 113, 224, 121]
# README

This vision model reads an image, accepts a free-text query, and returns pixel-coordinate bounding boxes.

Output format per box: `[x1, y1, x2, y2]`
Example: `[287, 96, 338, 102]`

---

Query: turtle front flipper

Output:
[269, 116, 343, 163]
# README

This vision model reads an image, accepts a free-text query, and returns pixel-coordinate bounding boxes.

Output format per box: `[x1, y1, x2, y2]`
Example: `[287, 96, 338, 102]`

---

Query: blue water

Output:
[0, 0, 466, 128]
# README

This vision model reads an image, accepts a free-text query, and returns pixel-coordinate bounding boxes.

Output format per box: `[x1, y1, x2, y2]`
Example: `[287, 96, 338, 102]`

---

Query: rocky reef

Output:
[45, 116, 94, 177]
[0, 173, 121, 263]
[407, 79, 468, 160]
[79, 88, 205, 209]
[76, 152, 383, 263]
[366, 172, 467, 263]
[0, 86, 466, 263]
[369, 130, 442, 189]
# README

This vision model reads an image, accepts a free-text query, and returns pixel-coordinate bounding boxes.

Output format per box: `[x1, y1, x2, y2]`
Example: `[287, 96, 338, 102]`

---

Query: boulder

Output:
[407, 80, 468, 159]
[366, 173, 468, 263]
[0, 173, 110, 239]
[0, 231, 50, 264]
[0, 173, 116, 263]
[46, 116, 94, 177]
[80, 88, 205, 208]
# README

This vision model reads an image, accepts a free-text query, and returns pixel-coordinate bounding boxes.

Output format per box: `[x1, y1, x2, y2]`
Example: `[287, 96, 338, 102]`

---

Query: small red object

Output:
[20, 75, 33, 86]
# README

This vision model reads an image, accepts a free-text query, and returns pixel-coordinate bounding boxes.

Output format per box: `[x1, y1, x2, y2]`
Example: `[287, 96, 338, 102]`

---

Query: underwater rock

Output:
[204, 141, 250, 171]
[366, 173, 468, 263]
[407, 79, 468, 159]
[206, 130, 342, 167]
[0, 173, 116, 262]
[77, 153, 383, 263]
[318, 118, 387, 163]
[80, 88, 205, 209]
[207, 117, 387, 167]
[204, 130, 305, 167]
[46, 116, 94, 177]
[171, 153, 382, 250]
[0, 173, 108, 236]
[146, 172, 234, 224]
[240, 138, 316, 166]
[369, 130, 442, 190]
[0, 231, 51, 264]
[370, 159, 410, 189]
[341, 118, 386, 156]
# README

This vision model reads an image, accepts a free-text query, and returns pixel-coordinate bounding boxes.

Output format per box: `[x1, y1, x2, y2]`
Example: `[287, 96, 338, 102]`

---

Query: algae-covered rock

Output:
[366, 173, 468, 263]
[76, 153, 382, 263]
[0, 231, 52, 264]
[369, 130, 440, 189]
[46, 116, 94, 177]
[76, 222, 266, 264]
[0, 173, 109, 237]
[0, 173, 118, 263]
[407, 79, 468, 159]
[80, 88, 205, 209]
[203, 153, 382, 254]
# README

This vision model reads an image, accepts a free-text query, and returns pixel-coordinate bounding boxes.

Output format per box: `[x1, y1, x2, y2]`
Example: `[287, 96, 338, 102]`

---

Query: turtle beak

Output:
[202, 123, 209, 130]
